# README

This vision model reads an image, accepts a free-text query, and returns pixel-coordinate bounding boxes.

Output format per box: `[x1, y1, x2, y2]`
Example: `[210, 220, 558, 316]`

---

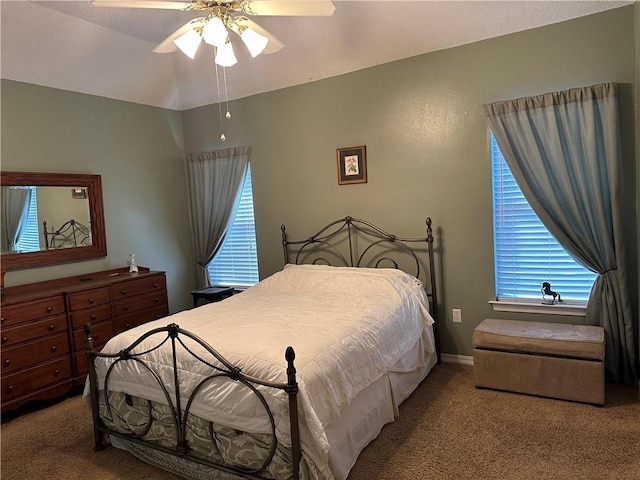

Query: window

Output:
[491, 134, 596, 302]
[15, 187, 40, 253]
[207, 166, 259, 287]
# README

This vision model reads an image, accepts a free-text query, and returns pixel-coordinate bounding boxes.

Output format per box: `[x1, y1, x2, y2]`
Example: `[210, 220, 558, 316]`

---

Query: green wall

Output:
[1, 7, 637, 359]
[182, 7, 638, 358]
[0, 82, 194, 312]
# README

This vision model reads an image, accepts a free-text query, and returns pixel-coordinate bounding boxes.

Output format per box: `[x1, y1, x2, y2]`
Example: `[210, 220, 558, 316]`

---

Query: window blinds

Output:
[15, 187, 40, 253]
[208, 166, 259, 287]
[491, 134, 596, 301]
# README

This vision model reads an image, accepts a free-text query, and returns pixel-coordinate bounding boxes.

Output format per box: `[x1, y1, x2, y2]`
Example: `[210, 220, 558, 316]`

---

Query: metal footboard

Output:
[85, 322, 301, 480]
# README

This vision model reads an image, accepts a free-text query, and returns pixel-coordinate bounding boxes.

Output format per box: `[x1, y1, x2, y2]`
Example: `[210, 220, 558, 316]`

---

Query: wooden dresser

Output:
[1, 267, 168, 414]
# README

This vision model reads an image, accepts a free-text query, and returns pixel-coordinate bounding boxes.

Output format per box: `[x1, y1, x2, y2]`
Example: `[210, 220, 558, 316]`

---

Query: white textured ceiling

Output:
[1, 0, 633, 110]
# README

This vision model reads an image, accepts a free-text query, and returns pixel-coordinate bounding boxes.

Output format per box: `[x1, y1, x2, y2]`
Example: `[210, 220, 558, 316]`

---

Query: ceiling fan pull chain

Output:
[213, 49, 227, 141]
[223, 66, 231, 120]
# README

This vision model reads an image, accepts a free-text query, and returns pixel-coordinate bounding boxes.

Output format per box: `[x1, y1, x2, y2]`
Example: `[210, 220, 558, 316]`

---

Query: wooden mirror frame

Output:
[1, 172, 107, 277]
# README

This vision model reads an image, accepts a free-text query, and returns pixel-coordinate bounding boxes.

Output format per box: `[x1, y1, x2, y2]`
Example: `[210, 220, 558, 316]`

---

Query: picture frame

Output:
[71, 187, 87, 199]
[336, 145, 367, 185]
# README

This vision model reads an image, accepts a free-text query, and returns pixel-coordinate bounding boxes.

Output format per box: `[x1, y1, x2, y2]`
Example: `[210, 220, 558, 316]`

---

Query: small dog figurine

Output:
[541, 282, 562, 304]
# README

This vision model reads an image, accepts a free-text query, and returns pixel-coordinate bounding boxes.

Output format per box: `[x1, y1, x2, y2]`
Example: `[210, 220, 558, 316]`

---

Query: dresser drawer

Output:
[73, 320, 113, 351]
[1, 357, 72, 402]
[0, 296, 65, 328]
[70, 304, 112, 329]
[75, 349, 105, 379]
[75, 351, 88, 379]
[113, 305, 169, 334]
[112, 290, 168, 317]
[1, 333, 69, 375]
[68, 287, 111, 311]
[110, 275, 166, 300]
[1, 314, 67, 347]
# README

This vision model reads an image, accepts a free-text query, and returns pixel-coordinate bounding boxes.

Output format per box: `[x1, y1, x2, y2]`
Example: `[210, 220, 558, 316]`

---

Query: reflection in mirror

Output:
[1, 186, 92, 254]
[0, 172, 107, 282]
[1, 186, 33, 253]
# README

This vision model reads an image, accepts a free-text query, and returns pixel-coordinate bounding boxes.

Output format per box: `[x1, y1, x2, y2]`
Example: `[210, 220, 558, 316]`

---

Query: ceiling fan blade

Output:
[91, 1, 191, 10]
[152, 19, 202, 53]
[247, 1, 335, 17]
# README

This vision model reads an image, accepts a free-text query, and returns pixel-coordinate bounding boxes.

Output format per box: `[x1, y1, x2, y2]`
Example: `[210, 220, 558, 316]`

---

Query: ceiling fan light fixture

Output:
[174, 28, 202, 59]
[202, 16, 228, 47]
[215, 41, 237, 67]
[240, 27, 268, 57]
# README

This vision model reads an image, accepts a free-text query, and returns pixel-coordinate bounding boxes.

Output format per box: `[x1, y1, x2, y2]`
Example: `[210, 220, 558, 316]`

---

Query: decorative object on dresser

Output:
[128, 253, 138, 273]
[1, 266, 168, 415]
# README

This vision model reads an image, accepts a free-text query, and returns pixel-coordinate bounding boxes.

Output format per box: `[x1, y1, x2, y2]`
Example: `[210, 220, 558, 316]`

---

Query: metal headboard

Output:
[43, 219, 91, 249]
[281, 216, 440, 362]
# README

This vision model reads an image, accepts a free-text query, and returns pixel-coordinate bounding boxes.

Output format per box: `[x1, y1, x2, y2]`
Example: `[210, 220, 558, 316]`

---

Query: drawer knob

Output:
[50, 345, 57, 352]
[46, 306, 53, 313]
[7, 385, 15, 392]
[2, 337, 7, 343]
[91, 314, 97, 320]
[121, 290, 128, 295]
[93, 335, 99, 341]
[123, 305, 129, 311]
[153, 283, 159, 288]
[154, 297, 159, 303]
[54, 369, 61, 376]
[49, 324, 55, 331]
[1, 317, 4, 323]
[125, 324, 132, 329]
[89, 298, 94, 303]
[4, 359, 10, 366]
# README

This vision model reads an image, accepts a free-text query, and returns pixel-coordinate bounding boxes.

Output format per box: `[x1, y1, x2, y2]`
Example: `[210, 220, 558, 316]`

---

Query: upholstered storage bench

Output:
[472, 318, 605, 405]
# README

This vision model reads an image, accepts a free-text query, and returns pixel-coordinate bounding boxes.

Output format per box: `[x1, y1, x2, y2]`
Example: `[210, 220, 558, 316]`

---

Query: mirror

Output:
[2, 186, 92, 253]
[1, 172, 107, 276]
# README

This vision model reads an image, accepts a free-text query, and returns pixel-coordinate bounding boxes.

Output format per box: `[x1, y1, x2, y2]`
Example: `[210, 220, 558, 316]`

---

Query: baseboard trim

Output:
[441, 353, 474, 365]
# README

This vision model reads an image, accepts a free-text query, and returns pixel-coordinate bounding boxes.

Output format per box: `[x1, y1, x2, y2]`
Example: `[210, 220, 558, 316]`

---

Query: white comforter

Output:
[84, 264, 434, 477]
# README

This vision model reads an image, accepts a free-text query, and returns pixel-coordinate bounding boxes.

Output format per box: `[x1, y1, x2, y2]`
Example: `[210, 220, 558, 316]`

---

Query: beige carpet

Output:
[2, 363, 639, 480]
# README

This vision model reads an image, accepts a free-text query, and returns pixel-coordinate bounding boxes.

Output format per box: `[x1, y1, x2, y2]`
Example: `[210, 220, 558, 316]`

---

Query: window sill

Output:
[489, 300, 586, 317]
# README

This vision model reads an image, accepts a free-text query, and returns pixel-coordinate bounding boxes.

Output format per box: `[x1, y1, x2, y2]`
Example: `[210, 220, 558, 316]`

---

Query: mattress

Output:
[83, 264, 437, 479]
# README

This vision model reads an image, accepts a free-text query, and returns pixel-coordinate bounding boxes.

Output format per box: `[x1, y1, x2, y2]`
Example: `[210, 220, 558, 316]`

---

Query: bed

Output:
[43, 218, 91, 249]
[83, 216, 441, 480]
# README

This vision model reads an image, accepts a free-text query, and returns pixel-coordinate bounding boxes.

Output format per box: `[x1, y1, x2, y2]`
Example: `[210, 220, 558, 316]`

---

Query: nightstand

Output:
[191, 286, 234, 307]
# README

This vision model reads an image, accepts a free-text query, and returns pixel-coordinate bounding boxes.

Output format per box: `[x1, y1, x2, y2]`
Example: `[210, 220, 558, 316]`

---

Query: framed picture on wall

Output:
[336, 145, 367, 185]
[71, 187, 87, 199]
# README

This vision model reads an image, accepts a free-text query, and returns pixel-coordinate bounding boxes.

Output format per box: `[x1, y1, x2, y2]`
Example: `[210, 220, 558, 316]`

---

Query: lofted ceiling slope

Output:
[0, 1, 634, 110]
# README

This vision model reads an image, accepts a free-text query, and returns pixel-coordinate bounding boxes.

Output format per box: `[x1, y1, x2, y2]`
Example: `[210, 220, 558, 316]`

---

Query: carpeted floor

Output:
[1, 363, 639, 479]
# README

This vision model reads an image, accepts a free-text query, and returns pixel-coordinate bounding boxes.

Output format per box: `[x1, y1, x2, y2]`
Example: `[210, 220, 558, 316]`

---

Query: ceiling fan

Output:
[92, 1, 336, 66]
